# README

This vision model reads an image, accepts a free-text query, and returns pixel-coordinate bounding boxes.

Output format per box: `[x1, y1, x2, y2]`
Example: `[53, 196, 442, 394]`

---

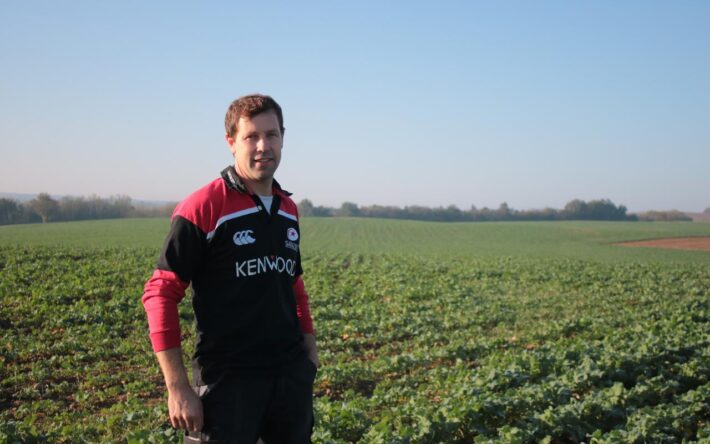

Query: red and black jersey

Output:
[142, 166, 314, 385]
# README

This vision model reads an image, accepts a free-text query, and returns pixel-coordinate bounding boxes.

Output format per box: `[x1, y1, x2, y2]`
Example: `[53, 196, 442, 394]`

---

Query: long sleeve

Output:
[142, 269, 189, 351]
[142, 214, 207, 352]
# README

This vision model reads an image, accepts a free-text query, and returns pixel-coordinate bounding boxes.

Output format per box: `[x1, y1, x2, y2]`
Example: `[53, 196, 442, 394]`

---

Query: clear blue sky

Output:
[1, 1, 708, 212]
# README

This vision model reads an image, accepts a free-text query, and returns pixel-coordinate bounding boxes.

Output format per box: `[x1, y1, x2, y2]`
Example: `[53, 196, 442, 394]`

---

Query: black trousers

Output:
[184, 356, 317, 444]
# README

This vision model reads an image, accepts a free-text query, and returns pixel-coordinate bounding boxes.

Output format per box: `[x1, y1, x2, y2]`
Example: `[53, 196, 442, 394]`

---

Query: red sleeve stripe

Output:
[277, 209, 298, 222]
[206, 206, 260, 240]
[293, 276, 314, 334]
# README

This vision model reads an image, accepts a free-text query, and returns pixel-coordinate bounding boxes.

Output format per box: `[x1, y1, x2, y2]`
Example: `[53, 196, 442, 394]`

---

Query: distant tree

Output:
[313, 205, 333, 217]
[361, 204, 399, 219]
[297, 199, 315, 217]
[517, 207, 560, 221]
[0, 198, 23, 225]
[286, 198, 640, 223]
[496, 202, 512, 220]
[110, 195, 134, 218]
[585, 199, 625, 220]
[338, 202, 361, 217]
[636, 210, 692, 222]
[477, 206, 495, 221]
[562, 198, 631, 221]
[405, 205, 434, 221]
[28, 193, 59, 223]
[59, 196, 88, 220]
[537, 207, 561, 220]
[563, 199, 587, 219]
[705, 207, 710, 214]
[444, 204, 463, 221]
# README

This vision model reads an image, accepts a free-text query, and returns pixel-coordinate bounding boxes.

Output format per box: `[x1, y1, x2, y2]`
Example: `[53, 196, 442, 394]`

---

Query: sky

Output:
[1, 1, 708, 212]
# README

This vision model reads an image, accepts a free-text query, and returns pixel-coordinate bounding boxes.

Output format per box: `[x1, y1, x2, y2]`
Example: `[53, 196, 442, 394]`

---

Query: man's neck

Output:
[247, 180, 272, 196]
[234, 164, 273, 196]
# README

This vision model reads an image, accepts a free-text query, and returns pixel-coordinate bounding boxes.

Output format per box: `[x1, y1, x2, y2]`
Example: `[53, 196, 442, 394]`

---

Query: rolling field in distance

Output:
[1, 217, 710, 262]
[1, 218, 709, 442]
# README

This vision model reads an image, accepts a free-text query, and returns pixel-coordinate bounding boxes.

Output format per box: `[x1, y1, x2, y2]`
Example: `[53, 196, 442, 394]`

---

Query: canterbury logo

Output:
[233, 230, 256, 246]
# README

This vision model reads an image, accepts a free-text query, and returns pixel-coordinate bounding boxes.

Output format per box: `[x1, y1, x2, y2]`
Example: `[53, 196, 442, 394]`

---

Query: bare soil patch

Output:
[617, 237, 710, 252]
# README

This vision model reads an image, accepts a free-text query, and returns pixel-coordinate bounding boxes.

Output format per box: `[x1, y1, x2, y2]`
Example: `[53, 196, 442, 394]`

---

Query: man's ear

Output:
[226, 134, 236, 155]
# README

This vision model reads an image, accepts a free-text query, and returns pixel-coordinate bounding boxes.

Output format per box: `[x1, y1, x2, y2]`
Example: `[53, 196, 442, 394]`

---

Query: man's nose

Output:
[256, 137, 267, 151]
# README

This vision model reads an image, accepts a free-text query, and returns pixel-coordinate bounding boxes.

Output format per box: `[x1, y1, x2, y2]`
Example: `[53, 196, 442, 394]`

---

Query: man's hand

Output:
[156, 347, 203, 432]
[167, 383, 203, 432]
[303, 333, 319, 367]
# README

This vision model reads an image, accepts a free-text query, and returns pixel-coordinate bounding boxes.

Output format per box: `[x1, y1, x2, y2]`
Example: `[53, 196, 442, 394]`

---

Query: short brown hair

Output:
[224, 94, 284, 138]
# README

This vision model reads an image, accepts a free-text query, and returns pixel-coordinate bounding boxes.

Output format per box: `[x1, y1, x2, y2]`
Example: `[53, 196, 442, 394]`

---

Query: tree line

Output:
[0, 194, 696, 225]
[0, 194, 176, 225]
[298, 198, 692, 222]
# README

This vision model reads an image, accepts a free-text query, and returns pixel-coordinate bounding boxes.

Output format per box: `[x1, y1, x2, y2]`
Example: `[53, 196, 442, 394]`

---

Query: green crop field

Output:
[2, 217, 710, 262]
[1, 218, 709, 443]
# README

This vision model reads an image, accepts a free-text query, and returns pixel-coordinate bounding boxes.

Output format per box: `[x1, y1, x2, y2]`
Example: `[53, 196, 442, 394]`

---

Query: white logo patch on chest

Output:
[287, 227, 299, 242]
[233, 229, 256, 246]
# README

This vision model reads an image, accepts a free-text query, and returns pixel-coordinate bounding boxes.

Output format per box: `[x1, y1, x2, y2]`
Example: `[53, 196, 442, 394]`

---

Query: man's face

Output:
[227, 111, 283, 187]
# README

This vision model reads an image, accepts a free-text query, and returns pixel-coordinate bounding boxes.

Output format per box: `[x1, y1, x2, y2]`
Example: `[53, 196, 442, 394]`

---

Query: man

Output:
[142, 94, 318, 443]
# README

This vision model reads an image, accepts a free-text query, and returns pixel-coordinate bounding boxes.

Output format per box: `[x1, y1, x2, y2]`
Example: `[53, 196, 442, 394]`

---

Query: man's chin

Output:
[255, 168, 277, 179]
[254, 173, 275, 183]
